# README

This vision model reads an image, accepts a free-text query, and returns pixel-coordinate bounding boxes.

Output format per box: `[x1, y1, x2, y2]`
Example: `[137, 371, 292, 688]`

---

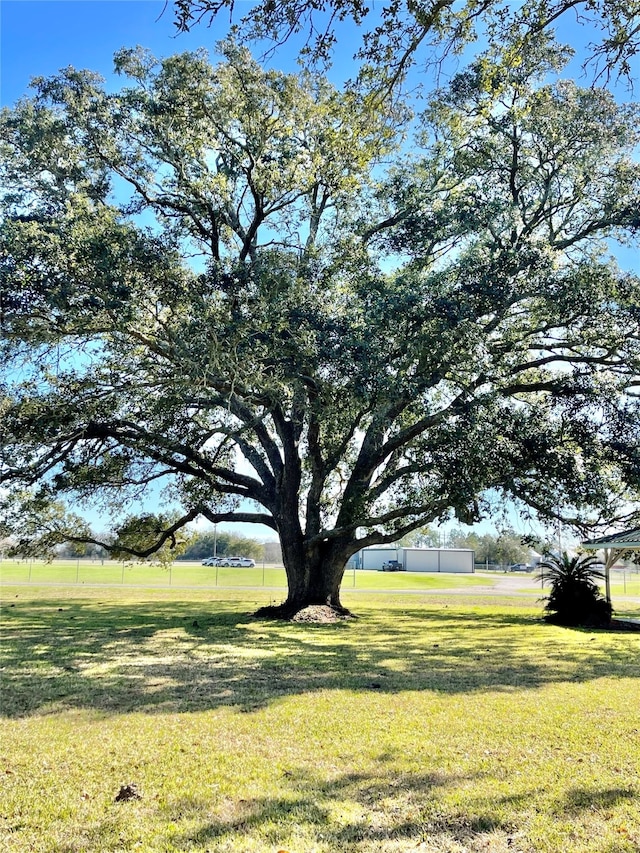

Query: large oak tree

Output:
[2, 38, 639, 615]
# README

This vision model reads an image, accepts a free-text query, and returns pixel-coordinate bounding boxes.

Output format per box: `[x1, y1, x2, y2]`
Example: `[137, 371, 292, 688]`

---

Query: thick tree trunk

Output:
[255, 535, 351, 619]
[254, 464, 354, 618]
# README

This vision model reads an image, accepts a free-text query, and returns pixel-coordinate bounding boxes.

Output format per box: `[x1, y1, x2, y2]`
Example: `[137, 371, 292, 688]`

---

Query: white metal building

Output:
[355, 547, 475, 573]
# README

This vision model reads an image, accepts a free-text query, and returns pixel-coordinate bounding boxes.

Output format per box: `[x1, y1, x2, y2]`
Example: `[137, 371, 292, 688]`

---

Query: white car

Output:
[218, 556, 255, 567]
[201, 557, 222, 566]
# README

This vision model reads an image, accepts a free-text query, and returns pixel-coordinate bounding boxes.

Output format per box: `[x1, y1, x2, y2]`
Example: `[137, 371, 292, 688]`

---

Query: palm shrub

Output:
[536, 552, 612, 627]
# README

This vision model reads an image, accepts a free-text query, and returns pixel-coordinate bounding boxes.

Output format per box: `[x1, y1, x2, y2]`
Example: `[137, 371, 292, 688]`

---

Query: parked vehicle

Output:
[509, 563, 533, 572]
[217, 556, 256, 567]
[202, 557, 223, 566]
[380, 560, 405, 572]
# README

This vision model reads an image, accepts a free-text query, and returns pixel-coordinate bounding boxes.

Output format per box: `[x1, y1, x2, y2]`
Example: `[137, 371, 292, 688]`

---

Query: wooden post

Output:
[604, 548, 615, 607]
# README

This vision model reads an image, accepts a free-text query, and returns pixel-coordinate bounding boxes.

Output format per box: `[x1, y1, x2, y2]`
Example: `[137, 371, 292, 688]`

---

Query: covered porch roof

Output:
[581, 527, 640, 604]
[582, 528, 640, 550]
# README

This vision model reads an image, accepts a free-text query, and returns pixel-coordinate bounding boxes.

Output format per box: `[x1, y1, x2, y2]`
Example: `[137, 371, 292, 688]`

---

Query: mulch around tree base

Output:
[290, 604, 353, 623]
[254, 602, 354, 621]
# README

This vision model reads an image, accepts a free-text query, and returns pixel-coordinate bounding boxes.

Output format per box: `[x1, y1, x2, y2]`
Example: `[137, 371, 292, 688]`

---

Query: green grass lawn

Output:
[608, 574, 640, 597]
[1, 584, 639, 852]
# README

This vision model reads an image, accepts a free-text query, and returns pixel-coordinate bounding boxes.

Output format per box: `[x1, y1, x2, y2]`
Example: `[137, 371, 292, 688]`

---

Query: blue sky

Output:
[4, 0, 635, 107]
[2, 1, 227, 107]
[1, 0, 361, 107]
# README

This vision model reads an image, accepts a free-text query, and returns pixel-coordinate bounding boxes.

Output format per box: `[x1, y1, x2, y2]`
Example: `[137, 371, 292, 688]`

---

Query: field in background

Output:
[0, 559, 489, 591]
[1, 583, 639, 853]
[3, 559, 640, 603]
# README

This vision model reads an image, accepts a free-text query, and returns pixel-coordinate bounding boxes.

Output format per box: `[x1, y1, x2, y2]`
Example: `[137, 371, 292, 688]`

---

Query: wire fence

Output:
[0, 559, 289, 588]
[2, 559, 639, 595]
[0, 559, 475, 592]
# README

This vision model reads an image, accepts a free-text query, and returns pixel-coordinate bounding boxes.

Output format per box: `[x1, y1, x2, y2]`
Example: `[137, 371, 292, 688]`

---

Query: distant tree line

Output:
[53, 528, 282, 563]
[448, 530, 533, 568]
[55, 540, 109, 561]
[177, 531, 270, 562]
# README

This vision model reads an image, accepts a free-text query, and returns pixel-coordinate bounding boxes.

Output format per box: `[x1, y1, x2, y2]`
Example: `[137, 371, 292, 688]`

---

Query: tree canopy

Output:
[171, 0, 640, 84]
[1, 35, 639, 615]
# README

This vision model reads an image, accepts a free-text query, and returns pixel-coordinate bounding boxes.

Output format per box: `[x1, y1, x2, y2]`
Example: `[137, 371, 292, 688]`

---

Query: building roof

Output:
[582, 527, 640, 549]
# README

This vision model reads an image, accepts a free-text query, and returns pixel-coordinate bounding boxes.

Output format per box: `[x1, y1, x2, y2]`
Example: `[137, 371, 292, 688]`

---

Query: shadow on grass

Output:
[43, 765, 506, 853]
[165, 774, 638, 853]
[561, 786, 637, 814]
[166, 765, 501, 851]
[2, 597, 639, 718]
